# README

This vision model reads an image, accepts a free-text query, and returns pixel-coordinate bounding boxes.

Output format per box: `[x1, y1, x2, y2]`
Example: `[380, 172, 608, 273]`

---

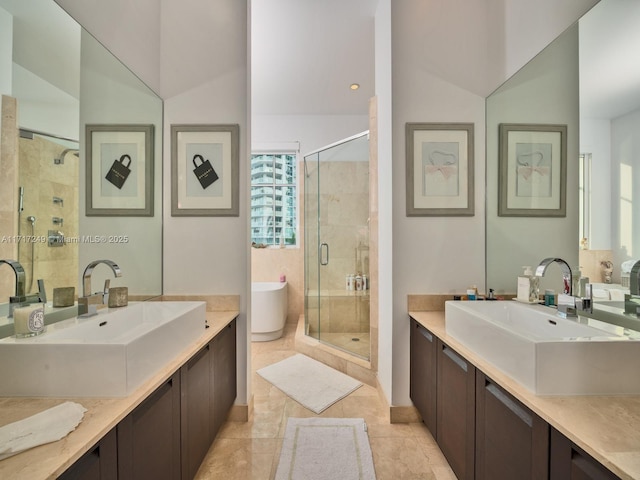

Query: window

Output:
[251, 153, 297, 246]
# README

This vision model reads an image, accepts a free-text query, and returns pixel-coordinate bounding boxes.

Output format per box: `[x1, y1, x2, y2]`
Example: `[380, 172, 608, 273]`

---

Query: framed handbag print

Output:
[86, 124, 154, 216]
[171, 124, 239, 217]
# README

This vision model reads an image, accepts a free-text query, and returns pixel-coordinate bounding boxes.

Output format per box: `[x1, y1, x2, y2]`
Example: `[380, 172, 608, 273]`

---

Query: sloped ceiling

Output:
[52, 0, 606, 116]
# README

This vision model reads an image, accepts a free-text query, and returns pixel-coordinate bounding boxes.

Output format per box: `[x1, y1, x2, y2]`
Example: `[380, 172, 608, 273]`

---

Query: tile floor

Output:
[195, 323, 456, 480]
[314, 332, 371, 359]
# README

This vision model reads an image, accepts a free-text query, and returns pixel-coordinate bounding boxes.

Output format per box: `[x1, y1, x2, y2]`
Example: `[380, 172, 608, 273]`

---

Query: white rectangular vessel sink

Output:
[445, 300, 640, 395]
[0, 301, 207, 397]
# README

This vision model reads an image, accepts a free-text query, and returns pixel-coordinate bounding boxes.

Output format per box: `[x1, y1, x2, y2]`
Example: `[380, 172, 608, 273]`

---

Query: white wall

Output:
[391, 0, 487, 407]
[0, 8, 11, 96]
[389, 1, 592, 407]
[55, 0, 162, 95]
[611, 109, 640, 265]
[161, 0, 249, 405]
[486, 25, 580, 296]
[580, 117, 611, 250]
[503, 0, 599, 81]
[79, 29, 163, 296]
[374, 0, 393, 403]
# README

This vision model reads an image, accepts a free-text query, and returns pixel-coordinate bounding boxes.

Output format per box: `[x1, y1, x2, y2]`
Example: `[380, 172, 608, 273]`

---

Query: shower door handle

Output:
[320, 243, 329, 266]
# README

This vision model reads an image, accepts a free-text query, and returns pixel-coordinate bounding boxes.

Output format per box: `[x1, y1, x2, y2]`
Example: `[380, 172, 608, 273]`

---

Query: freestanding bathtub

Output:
[251, 282, 288, 341]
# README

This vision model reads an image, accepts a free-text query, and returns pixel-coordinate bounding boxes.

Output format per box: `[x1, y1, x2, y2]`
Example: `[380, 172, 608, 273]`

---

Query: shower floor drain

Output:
[351, 338, 360, 342]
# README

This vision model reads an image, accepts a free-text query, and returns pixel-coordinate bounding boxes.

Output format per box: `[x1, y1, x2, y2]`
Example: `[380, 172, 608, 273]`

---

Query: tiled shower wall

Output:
[17, 136, 79, 298]
[0, 96, 18, 299]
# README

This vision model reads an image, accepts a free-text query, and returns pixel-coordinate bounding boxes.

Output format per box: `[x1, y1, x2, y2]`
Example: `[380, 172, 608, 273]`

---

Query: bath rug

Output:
[256, 353, 362, 413]
[275, 417, 376, 480]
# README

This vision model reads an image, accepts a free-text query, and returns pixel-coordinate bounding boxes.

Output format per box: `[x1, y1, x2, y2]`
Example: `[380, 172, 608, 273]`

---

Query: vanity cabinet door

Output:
[117, 372, 181, 480]
[181, 343, 212, 480]
[58, 428, 117, 480]
[436, 340, 475, 480]
[475, 372, 549, 480]
[409, 318, 437, 436]
[550, 427, 621, 480]
[211, 319, 237, 441]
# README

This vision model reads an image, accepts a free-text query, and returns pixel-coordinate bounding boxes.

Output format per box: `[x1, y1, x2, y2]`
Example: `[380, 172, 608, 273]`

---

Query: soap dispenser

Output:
[517, 266, 540, 303]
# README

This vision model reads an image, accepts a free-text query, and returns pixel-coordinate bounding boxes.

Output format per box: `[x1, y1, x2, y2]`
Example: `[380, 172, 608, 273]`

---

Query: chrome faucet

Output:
[629, 260, 640, 296]
[0, 259, 46, 317]
[78, 260, 122, 317]
[624, 260, 640, 315]
[535, 258, 594, 316]
[535, 257, 572, 295]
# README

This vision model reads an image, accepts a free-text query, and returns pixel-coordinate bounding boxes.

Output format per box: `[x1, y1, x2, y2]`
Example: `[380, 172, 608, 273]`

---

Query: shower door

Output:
[304, 132, 370, 359]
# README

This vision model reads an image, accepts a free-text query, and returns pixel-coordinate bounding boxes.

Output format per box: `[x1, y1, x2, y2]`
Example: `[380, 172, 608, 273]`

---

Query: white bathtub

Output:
[251, 282, 288, 341]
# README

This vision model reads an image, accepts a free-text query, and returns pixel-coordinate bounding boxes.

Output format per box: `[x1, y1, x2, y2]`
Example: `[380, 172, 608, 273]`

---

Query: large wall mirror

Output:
[0, 0, 162, 331]
[487, 0, 640, 297]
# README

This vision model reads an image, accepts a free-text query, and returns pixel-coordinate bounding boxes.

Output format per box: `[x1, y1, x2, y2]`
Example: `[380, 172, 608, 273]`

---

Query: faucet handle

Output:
[103, 279, 111, 295]
[37, 279, 47, 304]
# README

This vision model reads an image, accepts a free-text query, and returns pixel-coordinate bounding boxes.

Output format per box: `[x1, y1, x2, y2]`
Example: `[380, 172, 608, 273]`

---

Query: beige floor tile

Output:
[202, 324, 455, 479]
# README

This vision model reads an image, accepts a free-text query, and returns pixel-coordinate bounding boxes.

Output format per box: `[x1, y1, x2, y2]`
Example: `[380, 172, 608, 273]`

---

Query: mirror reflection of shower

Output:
[16, 186, 37, 293]
[16, 129, 80, 299]
[25, 215, 36, 292]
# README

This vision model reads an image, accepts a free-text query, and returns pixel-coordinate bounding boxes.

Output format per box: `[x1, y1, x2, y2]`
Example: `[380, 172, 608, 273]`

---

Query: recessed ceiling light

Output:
[350, 83, 360, 90]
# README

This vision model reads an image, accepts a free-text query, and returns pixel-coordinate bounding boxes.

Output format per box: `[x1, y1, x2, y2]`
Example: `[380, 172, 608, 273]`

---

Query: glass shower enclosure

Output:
[304, 131, 370, 359]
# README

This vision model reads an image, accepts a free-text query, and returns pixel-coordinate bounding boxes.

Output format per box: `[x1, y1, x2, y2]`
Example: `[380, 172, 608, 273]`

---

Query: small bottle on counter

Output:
[467, 285, 477, 300]
[517, 266, 539, 303]
[544, 289, 555, 306]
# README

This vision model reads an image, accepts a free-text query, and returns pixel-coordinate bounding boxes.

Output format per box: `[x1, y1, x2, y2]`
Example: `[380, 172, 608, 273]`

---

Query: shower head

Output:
[26, 216, 36, 225]
[54, 148, 79, 165]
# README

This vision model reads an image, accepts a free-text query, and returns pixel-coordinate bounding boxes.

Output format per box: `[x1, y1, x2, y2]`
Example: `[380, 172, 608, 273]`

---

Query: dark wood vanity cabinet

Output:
[211, 319, 237, 440]
[58, 428, 118, 480]
[550, 428, 621, 480]
[58, 318, 238, 480]
[409, 319, 437, 435]
[475, 372, 549, 480]
[437, 340, 476, 480]
[408, 316, 624, 480]
[181, 343, 213, 480]
[117, 372, 182, 480]
[181, 318, 237, 480]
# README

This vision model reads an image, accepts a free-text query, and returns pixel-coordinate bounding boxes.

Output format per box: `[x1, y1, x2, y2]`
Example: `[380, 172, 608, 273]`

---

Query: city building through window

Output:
[250, 153, 297, 246]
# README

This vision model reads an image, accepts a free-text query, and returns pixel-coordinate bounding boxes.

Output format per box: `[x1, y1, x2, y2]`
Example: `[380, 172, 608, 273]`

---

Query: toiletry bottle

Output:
[467, 286, 477, 301]
[517, 266, 539, 303]
[572, 266, 582, 296]
[544, 289, 555, 306]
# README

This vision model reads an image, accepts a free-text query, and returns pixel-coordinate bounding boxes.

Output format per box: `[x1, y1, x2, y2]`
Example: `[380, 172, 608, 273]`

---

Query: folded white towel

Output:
[610, 289, 627, 301]
[592, 288, 610, 300]
[0, 401, 86, 461]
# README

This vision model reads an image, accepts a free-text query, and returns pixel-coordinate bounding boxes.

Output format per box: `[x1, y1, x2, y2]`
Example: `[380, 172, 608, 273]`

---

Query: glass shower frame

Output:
[304, 131, 370, 359]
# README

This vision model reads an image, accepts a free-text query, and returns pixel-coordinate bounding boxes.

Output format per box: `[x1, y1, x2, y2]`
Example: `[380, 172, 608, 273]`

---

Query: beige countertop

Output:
[410, 310, 640, 480]
[0, 310, 238, 480]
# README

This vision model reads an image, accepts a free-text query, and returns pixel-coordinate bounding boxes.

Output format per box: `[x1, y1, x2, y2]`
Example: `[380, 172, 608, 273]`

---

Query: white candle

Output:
[14, 304, 45, 337]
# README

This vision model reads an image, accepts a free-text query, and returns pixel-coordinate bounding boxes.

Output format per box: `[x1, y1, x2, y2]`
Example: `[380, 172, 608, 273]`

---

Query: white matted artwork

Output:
[406, 123, 474, 216]
[86, 124, 154, 216]
[171, 124, 239, 216]
[498, 123, 566, 217]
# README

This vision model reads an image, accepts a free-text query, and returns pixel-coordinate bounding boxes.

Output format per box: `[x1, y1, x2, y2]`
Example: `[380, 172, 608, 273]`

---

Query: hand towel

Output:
[0, 401, 87, 461]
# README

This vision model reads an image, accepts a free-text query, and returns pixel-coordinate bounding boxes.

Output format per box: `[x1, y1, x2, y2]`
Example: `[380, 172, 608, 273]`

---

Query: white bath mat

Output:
[257, 354, 362, 413]
[275, 417, 376, 480]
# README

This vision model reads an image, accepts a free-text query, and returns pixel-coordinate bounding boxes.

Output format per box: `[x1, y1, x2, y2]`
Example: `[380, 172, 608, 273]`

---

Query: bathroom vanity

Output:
[0, 308, 238, 480]
[409, 310, 640, 480]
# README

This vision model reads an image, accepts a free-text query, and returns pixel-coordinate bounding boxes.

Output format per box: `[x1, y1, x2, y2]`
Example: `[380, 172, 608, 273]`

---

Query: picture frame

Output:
[498, 123, 567, 217]
[86, 124, 154, 217]
[171, 124, 240, 217]
[405, 122, 474, 216]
